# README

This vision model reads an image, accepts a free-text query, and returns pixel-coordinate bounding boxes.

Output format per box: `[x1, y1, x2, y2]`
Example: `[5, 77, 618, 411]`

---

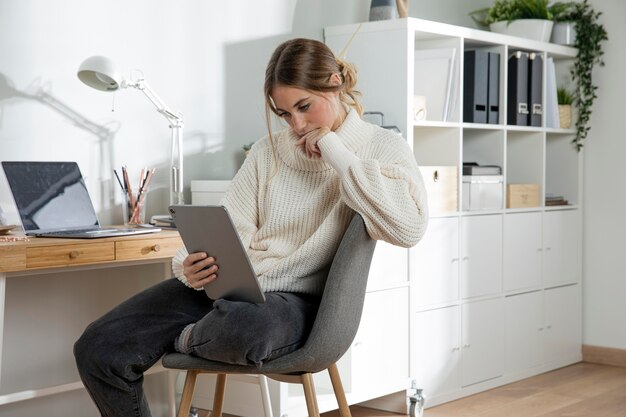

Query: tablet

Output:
[168, 205, 266, 304]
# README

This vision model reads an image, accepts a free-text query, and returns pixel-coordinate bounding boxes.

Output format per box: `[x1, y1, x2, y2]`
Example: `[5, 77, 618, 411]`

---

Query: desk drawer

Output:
[115, 237, 181, 261]
[26, 243, 115, 269]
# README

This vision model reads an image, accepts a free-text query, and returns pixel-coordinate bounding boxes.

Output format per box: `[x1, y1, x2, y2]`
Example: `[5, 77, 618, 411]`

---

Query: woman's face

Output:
[271, 76, 345, 137]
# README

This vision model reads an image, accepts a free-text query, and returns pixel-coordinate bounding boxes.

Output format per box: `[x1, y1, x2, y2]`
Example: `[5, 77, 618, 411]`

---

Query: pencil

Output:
[113, 169, 125, 191]
[122, 166, 135, 211]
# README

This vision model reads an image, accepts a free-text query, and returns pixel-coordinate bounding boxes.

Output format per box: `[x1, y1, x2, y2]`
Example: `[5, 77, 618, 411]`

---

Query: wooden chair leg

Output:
[328, 363, 352, 417]
[301, 373, 320, 417]
[211, 373, 227, 417]
[177, 370, 199, 417]
[258, 375, 274, 417]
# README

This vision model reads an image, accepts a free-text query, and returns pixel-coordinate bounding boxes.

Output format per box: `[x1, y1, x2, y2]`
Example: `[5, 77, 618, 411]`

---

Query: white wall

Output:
[0, 1, 369, 416]
[0, 0, 369, 225]
[582, 0, 626, 350]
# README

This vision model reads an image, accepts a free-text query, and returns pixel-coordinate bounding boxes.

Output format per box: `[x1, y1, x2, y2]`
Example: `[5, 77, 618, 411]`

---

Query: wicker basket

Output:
[558, 105, 572, 129]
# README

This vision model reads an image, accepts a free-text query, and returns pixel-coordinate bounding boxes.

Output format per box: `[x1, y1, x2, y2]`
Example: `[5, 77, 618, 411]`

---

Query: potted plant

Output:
[470, 0, 554, 42]
[242, 142, 255, 157]
[557, 86, 574, 129]
[549, 1, 608, 150]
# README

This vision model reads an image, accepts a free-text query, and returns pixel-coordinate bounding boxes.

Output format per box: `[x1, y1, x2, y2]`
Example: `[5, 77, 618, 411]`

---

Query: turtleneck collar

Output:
[273, 108, 371, 172]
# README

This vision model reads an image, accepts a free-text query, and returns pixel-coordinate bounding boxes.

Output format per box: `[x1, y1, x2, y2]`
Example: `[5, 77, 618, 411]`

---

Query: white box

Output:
[191, 180, 231, 205]
[462, 175, 503, 211]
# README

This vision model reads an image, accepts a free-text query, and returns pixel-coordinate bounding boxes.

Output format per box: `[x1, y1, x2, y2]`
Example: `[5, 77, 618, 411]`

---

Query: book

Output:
[463, 162, 502, 175]
[150, 214, 176, 228]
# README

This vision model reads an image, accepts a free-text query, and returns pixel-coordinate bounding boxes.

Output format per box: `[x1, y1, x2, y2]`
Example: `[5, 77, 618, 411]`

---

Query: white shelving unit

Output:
[325, 17, 582, 411]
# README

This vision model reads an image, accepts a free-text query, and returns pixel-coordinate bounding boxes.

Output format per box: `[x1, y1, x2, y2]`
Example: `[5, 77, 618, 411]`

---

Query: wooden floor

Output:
[199, 362, 626, 417]
[323, 362, 626, 417]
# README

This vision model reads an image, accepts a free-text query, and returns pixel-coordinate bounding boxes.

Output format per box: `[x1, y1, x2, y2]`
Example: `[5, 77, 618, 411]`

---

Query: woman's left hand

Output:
[296, 127, 330, 159]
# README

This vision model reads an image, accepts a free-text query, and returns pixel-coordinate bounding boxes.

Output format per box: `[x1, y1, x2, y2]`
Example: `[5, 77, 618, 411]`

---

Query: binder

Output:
[545, 57, 560, 128]
[463, 50, 488, 123]
[487, 52, 500, 124]
[528, 52, 543, 127]
[507, 51, 529, 126]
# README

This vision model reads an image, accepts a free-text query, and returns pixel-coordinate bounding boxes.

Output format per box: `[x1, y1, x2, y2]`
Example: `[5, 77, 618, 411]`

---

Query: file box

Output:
[506, 183, 540, 208]
[462, 175, 503, 210]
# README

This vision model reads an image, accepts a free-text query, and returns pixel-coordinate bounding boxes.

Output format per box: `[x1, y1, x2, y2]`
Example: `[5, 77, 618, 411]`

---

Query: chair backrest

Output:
[279, 212, 376, 373]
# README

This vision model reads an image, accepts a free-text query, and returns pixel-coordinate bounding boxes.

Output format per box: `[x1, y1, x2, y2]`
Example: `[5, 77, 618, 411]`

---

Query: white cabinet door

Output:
[544, 285, 582, 364]
[461, 298, 504, 387]
[543, 210, 579, 288]
[503, 212, 542, 292]
[368, 241, 408, 290]
[505, 291, 543, 374]
[461, 215, 503, 299]
[413, 217, 459, 306]
[341, 287, 409, 398]
[412, 306, 461, 398]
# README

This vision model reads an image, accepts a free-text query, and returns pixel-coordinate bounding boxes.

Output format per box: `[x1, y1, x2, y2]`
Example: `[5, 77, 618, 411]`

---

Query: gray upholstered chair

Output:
[163, 213, 376, 417]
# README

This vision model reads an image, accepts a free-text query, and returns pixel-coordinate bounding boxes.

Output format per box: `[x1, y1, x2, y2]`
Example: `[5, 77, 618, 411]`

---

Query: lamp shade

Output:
[77, 56, 122, 91]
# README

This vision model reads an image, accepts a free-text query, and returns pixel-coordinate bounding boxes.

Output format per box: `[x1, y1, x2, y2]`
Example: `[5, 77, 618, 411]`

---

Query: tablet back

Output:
[169, 205, 265, 304]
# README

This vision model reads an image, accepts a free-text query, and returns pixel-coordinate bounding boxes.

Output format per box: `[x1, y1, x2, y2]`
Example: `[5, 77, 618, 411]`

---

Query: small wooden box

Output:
[506, 184, 540, 208]
[419, 166, 458, 213]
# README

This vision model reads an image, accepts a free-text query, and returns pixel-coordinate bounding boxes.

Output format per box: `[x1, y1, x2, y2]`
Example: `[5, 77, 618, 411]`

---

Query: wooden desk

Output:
[0, 230, 182, 415]
[0, 229, 182, 273]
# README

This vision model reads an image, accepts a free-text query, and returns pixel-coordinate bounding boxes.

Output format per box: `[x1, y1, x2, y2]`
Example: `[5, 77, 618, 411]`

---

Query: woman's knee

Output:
[74, 324, 104, 374]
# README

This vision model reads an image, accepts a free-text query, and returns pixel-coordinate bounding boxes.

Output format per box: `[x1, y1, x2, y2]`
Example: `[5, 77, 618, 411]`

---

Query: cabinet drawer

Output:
[115, 237, 182, 260]
[26, 243, 115, 269]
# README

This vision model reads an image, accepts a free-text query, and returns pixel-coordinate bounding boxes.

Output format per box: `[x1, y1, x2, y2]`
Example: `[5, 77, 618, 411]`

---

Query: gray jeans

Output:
[74, 278, 319, 417]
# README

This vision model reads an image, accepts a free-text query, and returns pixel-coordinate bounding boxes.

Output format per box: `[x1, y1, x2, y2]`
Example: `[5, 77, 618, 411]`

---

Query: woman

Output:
[74, 38, 428, 416]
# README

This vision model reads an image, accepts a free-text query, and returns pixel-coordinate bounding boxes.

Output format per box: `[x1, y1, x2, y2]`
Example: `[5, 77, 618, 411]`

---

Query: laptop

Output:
[169, 204, 265, 303]
[1, 161, 161, 239]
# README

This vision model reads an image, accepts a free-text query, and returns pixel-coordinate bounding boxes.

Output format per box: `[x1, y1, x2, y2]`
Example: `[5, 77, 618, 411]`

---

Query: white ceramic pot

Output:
[551, 22, 577, 45]
[490, 19, 554, 42]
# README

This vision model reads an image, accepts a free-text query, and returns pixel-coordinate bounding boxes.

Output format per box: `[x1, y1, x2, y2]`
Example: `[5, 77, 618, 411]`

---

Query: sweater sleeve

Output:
[318, 131, 428, 248]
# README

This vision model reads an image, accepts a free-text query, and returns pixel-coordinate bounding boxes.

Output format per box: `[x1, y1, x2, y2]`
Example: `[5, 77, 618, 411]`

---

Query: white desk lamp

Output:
[77, 55, 184, 206]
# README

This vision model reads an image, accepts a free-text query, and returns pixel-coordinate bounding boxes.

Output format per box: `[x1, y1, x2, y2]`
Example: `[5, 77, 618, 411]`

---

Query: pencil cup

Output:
[122, 190, 147, 226]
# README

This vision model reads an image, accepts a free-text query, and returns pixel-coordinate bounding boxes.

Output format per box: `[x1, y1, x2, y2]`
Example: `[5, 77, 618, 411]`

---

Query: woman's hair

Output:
[260, 38, 361, 185]
[264, 38, 362, 125]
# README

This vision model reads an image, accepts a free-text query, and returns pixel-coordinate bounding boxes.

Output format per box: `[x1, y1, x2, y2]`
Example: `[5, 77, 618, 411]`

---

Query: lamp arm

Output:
[125, 78, 184, 128]
[124, 77, 185, 205]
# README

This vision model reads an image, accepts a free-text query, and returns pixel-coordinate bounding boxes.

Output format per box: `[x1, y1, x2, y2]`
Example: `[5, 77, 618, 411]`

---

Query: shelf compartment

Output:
[413, 126, 460, 167]
[506, 131, 544, 207]
[413, 37, 462, 123]
[546, 133, 580, 207]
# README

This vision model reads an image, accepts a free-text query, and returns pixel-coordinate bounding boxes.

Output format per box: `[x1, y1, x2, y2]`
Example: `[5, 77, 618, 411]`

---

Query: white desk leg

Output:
[0, 273, 5, 388]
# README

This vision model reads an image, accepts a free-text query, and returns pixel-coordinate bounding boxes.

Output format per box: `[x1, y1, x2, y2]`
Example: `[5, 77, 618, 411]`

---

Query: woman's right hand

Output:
[182, 252, 219, 289]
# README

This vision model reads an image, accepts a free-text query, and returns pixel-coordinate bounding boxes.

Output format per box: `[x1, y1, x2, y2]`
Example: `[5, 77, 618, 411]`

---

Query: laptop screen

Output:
[2, 161, 99, 233]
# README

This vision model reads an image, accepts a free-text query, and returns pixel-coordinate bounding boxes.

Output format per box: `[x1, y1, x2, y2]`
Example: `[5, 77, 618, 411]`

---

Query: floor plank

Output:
[196, 363, 626, 417]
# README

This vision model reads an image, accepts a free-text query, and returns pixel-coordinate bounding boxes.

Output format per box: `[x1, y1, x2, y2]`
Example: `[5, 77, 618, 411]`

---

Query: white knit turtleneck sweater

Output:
[173, 109, 428, 295]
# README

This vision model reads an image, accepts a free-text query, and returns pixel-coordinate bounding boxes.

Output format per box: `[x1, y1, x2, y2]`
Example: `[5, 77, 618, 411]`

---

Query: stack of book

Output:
[463, 162, 502, 176]
[545, 194, 569, 206]
[150, 215, 176, 228]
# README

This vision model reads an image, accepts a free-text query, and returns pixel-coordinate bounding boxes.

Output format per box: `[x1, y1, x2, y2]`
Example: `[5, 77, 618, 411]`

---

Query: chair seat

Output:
[163, 351, 313, 376]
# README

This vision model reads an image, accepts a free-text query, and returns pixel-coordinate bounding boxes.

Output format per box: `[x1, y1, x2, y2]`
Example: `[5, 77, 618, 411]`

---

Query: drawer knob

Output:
[69, 250, 80, 259]
[152, 244, 161, 253]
